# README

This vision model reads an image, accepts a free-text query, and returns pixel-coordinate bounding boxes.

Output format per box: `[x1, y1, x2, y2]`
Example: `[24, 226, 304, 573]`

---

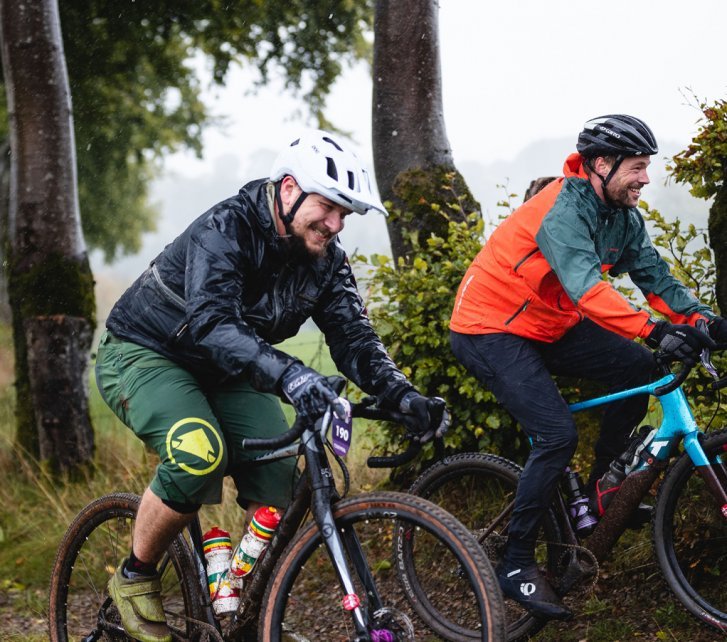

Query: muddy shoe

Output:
[107, 560, 172, 642]
[497, 563, 573, 621]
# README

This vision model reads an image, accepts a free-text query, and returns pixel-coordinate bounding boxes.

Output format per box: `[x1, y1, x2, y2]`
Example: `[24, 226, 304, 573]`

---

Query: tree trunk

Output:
[708, 183, 727, 314]
[0, 139, 9, 323]
[0, 0, 95, 473]
[372, 0, 479, 263]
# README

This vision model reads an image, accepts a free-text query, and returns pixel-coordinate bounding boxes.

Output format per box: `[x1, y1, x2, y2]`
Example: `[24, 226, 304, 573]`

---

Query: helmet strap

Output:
[587, 154, 624, 206]
[274, 179, 309, 229]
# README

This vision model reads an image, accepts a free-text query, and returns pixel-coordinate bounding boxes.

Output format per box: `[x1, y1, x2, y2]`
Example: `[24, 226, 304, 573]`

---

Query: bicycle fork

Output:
[684, 432, 727, 521]
[305, 441, 385, 641]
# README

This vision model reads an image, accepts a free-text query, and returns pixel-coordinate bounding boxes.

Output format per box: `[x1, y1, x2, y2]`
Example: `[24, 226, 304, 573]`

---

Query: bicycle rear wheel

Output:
[259, 490, 505, 641]
[48, 492, 206, 641]
[653, 429, 727, 633]
[404, 453, 566, 642]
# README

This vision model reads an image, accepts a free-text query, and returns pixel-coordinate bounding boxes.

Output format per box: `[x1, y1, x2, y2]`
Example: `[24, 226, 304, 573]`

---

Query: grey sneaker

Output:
[107, 560, 172, 642]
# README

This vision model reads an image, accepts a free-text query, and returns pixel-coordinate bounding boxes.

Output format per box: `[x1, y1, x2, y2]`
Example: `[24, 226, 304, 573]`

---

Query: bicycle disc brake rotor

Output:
[370, 606, 415, 641]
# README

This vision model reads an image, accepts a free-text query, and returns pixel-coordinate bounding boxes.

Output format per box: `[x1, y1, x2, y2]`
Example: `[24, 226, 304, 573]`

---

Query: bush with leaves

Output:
[354, 176, 522, 468]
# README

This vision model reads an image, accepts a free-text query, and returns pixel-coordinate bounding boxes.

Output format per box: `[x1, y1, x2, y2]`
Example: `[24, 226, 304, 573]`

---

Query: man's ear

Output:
[279, 175, 300, 208]
[593, 156, 614, 176]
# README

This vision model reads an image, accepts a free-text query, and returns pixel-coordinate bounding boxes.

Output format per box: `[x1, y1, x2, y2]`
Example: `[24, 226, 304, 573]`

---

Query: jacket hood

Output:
[563, 152, 588, 179]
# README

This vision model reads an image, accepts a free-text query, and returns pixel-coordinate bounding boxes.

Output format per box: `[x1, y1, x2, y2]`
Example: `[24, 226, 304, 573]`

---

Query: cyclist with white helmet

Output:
[450, 114, 726, 620]
[95, 129, 449, 642]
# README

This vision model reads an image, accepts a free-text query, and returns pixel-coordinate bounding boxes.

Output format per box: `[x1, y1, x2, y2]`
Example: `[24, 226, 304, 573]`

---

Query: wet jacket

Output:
[106, 179, 413, 404]
[450, 153, 712, 342]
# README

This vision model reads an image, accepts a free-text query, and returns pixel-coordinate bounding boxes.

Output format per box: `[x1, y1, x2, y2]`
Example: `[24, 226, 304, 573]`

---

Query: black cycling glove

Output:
[280, 362, 338, 420]
[708, 316, 727, 343]
[646, 321, 716, 364]
[399, 391, 451, 444]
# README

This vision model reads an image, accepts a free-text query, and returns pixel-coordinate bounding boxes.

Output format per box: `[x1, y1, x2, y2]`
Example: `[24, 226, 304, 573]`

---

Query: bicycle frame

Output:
[561, 371, 727, 563]
[184, 405, 383, 640]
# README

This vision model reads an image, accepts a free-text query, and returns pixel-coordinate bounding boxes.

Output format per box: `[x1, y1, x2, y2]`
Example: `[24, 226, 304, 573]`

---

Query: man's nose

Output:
[326, 211, 345, 233]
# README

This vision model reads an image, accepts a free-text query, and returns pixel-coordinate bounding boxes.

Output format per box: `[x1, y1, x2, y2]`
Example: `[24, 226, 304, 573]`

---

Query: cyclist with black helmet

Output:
[95, 129, 450, 642]
[450, 114, 727, 620]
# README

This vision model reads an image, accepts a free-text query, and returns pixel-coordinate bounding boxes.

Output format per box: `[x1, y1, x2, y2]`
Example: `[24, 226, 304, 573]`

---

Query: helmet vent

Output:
[347, 171, 355, 190]
[326, 157, 338, 181]
[322, 136, 343, 152]
[290, 138, 300, 147]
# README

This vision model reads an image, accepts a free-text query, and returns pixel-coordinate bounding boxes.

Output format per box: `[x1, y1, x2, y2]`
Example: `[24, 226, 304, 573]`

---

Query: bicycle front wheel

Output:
[48, 492, 206, 642]
[405, 453, 565, 642]
[653, 429, 727, 633]
[259, 490, 505, 641]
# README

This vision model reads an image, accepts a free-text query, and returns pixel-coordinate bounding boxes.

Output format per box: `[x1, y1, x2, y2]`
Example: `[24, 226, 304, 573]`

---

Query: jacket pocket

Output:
[504, 297, 532, 326]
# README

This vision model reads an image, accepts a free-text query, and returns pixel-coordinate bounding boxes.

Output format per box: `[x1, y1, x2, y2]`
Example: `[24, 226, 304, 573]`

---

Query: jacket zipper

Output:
[504, 298, 531, 325]
[513, 248, 539, 273]
[269, 265, 288, 336]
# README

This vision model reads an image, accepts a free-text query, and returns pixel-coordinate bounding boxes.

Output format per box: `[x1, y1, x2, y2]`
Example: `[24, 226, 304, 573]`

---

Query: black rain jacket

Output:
[106, 179, 413, 405]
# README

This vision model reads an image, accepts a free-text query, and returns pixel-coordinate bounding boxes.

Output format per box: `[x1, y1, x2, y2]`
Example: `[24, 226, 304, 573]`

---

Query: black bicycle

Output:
[402, 349, 727, 640]
[48, 377, 506, 641]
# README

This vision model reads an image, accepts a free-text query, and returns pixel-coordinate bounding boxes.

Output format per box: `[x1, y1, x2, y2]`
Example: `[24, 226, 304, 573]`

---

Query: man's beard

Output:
[285, 229, 326, 264]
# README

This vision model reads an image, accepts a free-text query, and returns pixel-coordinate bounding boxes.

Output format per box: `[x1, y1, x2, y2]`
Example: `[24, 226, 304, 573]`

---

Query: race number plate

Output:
[331, 398, 353, 457]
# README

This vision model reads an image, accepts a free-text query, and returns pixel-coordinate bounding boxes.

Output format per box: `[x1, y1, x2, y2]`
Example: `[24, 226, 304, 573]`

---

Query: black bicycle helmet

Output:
[577, 114, 658, 189]
[577, 114, 658, 159]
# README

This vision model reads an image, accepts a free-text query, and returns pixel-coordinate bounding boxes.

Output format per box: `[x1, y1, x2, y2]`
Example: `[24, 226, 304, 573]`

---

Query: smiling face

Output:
[278, 176, 351, 258]
[601, 156, 651, 208]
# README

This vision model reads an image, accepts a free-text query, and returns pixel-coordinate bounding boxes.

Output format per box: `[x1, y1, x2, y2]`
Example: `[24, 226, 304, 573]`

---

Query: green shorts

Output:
[95, 331, 297, 508]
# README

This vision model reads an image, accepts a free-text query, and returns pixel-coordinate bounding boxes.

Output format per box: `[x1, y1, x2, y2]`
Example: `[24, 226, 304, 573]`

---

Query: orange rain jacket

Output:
[450, 153, 712, 342]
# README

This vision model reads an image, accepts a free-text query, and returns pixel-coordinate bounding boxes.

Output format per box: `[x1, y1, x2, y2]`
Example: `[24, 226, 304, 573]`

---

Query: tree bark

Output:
[372, 0, 479, 263]
[0, 0, 95, 472]
[0, 139, 9, 323]
[708, 183, 727, 314]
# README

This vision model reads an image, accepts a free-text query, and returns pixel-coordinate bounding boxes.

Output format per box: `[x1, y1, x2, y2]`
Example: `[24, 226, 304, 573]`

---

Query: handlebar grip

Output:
[367, 440, 422, 469]
[242, 416, 306, 451]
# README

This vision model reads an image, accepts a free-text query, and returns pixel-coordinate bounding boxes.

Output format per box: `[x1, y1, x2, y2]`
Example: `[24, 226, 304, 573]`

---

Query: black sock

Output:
[123, 550, 157, 578]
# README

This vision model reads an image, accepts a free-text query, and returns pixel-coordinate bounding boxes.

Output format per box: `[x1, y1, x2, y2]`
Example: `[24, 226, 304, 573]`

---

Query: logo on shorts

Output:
[165, 417, 224, 476]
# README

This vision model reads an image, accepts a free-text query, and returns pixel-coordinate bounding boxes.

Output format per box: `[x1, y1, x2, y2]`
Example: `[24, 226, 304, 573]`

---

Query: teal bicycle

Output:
[401, 347, 727, 640]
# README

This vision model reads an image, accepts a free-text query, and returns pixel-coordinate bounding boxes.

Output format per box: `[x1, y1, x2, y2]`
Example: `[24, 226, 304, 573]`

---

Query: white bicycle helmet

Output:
[270, 129, 387, 219]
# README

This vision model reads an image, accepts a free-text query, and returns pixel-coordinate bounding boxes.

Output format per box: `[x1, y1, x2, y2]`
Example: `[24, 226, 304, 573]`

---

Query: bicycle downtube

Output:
[227, 477, 312, 640]
[586, 464, 663, 562]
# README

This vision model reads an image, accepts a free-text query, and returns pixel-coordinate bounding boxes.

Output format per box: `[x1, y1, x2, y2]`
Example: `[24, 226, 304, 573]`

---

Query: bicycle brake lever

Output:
[696, 319, 719, 380]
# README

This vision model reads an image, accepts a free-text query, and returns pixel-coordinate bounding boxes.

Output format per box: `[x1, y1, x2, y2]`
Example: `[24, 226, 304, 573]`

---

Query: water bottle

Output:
[563, 468, 598, 536]
[202, 526, 240, 615]
[229, 506, 281, 586]
[593, 458, 627, 517]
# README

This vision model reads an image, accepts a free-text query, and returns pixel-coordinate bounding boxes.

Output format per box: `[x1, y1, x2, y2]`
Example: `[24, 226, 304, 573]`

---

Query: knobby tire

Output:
[48, 492, 205, 642]
[259, 490, 506, 641]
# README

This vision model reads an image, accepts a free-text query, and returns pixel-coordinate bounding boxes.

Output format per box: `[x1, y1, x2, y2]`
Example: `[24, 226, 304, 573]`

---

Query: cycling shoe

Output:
[496, 563, 573, 621]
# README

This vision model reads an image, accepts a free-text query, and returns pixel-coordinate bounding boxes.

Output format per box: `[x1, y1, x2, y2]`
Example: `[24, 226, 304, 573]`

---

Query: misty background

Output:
[92, 0, 726, 322]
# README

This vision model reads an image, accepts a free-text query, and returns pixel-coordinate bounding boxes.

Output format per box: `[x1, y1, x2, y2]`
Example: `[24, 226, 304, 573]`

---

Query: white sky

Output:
[94, 0, 727, 292]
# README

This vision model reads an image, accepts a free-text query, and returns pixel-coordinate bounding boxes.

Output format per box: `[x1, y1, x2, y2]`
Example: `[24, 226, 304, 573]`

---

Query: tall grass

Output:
[0, 328, 389, 638]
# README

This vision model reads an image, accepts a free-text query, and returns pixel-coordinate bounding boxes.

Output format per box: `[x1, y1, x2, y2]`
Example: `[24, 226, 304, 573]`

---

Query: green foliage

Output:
[637, 203, 725, 426]
[355, 175, 521, 463]
[1, 1, 373, 262]
[639, 201, 716, 307]
[668, 97, 727, 199]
